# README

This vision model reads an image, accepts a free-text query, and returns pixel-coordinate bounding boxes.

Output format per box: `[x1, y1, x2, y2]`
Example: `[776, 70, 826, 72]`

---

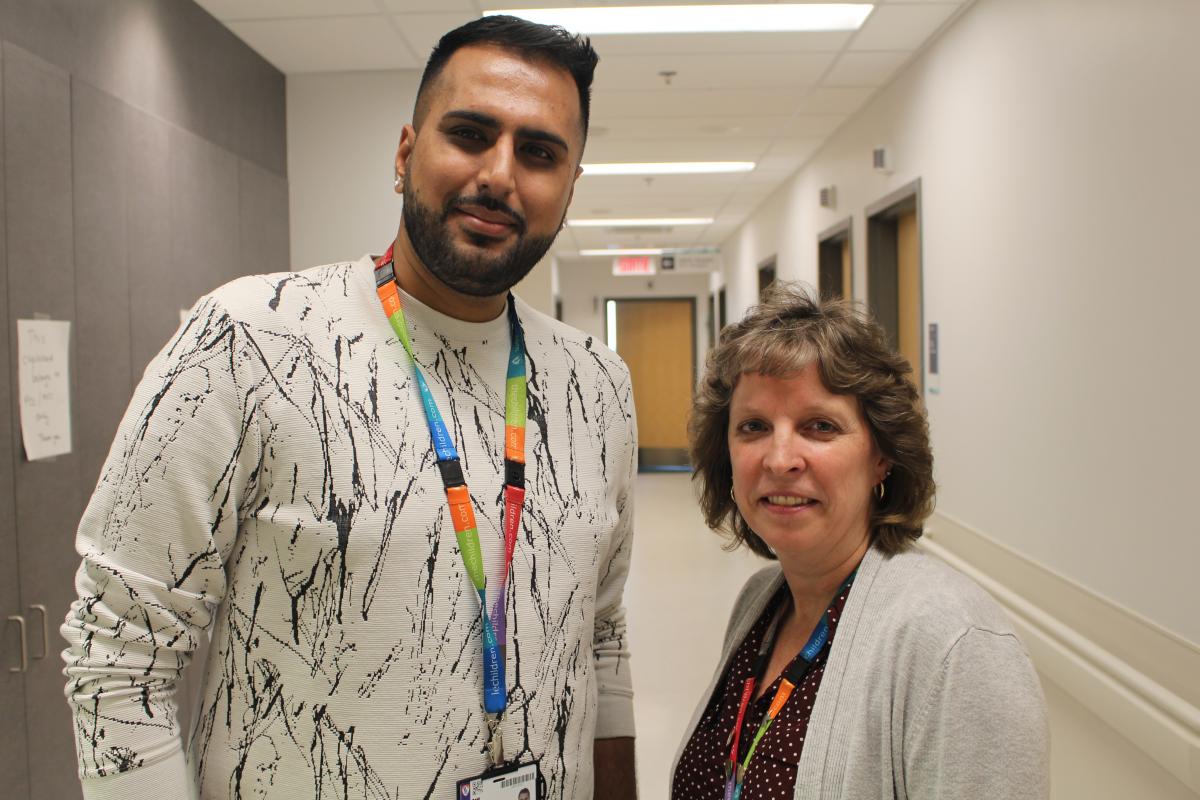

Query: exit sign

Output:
[612, 256, 655, 276]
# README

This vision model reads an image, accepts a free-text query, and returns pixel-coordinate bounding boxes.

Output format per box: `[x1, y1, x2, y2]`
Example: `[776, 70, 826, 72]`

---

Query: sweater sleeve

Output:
[903, 627, 1050, 800]
[60, 296, 262, 797]
[591, 370, 637, 739]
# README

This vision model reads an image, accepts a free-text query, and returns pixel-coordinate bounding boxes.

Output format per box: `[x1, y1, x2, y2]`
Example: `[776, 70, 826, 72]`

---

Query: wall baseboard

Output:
[920, 512, 1200, 794]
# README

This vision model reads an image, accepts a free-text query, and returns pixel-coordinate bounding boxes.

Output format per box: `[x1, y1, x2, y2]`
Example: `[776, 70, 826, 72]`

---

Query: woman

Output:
[672, 285, 1048, 800]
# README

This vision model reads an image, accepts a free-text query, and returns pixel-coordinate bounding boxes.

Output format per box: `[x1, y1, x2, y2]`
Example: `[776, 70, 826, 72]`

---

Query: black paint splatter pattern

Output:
[62, 258, 637, 799]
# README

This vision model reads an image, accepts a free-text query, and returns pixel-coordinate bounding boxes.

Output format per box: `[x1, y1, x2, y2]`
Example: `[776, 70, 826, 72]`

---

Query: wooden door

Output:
[0, 49, 32, 800]
[819, 227, 852, 300]
[610, 299, 695, 468]
[867, 183, 922, 390]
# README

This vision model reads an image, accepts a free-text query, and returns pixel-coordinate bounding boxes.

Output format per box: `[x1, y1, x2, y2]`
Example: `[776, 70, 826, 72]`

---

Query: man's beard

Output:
[402, 184, 560, 297]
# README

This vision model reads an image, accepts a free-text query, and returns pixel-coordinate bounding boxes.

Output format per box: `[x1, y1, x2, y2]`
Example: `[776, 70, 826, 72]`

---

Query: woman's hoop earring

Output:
[875, 481, 886, 501]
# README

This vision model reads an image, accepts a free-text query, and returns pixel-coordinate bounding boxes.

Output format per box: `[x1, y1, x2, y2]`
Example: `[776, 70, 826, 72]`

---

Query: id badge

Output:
[456, 760, 541, 800]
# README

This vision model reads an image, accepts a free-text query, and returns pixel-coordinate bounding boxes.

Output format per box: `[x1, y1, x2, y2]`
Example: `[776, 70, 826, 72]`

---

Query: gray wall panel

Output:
[0, 0, 285, 175]
[0, 49, 32, 800]
[125, 105, 172, 378]
[170, 124, 240, 293]
[2, 44, 84, 800]
[72, 81, 132, 489]
[240, 159, 291, 274]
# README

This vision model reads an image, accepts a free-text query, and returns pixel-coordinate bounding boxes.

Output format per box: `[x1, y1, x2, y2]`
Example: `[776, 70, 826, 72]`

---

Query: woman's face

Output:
[728, 365, 888, 574]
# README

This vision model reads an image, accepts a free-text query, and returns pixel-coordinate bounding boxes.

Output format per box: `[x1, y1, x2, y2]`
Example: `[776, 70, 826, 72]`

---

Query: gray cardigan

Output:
[672, 544, 1050, 799]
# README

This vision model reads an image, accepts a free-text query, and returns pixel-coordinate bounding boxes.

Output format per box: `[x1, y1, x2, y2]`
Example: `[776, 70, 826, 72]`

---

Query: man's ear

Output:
[563, 162, 583, 214]
[394, 124, 417, 192]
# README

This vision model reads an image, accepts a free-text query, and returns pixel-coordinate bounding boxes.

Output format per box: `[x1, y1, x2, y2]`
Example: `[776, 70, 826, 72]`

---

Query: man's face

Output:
[395, 44, 584, 297]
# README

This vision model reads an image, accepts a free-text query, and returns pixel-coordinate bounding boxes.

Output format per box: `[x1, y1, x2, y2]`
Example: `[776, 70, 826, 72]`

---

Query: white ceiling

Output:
[194, 0, 968, 256]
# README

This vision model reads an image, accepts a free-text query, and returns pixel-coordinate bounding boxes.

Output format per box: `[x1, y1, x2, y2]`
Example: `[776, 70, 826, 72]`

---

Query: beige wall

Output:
[720, 0, 1200, 795]
[723, 0, 1199, 645]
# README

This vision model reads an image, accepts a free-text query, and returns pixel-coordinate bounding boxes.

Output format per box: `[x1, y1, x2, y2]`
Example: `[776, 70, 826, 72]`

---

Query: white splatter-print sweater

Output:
[62, 255, 637, 800]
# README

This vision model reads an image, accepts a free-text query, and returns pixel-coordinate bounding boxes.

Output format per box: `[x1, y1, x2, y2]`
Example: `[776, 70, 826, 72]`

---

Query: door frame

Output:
[865, 178, 923, 383]
[818, 216, 854, 300]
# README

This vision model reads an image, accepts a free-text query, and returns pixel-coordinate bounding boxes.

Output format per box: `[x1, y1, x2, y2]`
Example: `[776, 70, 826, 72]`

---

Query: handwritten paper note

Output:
[17, 319, 72, 460]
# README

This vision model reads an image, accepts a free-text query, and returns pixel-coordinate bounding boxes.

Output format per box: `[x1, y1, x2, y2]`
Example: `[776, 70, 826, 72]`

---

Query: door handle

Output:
[6, 615, 27, 673]
[28, 604, 48, 660]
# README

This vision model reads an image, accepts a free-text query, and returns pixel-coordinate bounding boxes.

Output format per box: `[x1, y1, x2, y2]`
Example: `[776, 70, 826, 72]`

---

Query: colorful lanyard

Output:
[724, 570, 857, 800]
[373, 247, 527, 726]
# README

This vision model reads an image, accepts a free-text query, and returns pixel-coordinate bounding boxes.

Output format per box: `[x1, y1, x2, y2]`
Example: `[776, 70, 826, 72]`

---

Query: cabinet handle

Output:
[6, 615, 26, 673]
[28, 604, 48, 660]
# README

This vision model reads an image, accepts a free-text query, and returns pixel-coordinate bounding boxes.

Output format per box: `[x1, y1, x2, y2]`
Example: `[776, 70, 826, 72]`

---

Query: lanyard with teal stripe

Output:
[372, 247, 528, 739]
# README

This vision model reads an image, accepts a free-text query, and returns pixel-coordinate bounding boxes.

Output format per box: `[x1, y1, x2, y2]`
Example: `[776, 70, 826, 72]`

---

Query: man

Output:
[62, 16, 637, 799]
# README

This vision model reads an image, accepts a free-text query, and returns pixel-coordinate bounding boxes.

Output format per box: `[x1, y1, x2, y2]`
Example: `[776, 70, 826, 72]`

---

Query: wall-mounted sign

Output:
[612, 256, 655, 276]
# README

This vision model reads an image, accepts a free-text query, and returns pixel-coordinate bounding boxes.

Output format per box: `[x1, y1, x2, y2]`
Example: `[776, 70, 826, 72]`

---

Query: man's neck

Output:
[389, 235, 507, 323]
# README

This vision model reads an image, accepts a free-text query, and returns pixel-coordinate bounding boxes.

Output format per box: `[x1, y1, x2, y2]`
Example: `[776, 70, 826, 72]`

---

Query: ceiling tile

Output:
[228, 16, 420, 72]
[393, 12, 478, 61]
[590, 30, 852, 58]
[765, 138, 823, 160]
[824, 51, 912, 87]
[591, 116, 793, 141]
[756, 154, 805, 173]
[582, 138, 773, 162]
[780, 114, 847, 137]
[794, 86, 874, 115]
[194, 0, 379, 21]
[593, 52, 835, 92]
[850, 4, 960, 51]
[592, 87, 805, 120]
[383, 0, 481, 11]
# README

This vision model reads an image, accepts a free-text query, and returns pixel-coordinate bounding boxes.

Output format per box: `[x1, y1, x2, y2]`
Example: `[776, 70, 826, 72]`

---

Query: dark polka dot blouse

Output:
[671, 583, 852, 800]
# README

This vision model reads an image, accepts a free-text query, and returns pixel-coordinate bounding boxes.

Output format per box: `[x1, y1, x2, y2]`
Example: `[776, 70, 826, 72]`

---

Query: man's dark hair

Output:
[415, 15, 599, 142]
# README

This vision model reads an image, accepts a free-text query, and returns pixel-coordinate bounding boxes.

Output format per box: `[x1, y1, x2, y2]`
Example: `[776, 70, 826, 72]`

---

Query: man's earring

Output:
[394, 175, 403, 191]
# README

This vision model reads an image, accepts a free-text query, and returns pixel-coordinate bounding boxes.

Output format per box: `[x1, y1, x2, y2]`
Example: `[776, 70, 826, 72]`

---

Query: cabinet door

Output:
[0, 47, 32, 800]
[4, 45, 83, 800]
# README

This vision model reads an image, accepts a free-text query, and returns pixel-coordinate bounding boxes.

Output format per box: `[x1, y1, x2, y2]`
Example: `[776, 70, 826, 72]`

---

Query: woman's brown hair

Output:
[689, 283, 935, 557]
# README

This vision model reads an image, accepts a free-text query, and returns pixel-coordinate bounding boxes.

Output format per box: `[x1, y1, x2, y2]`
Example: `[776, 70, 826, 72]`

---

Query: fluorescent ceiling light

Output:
[569, 217, 713, 227]
[483, 4, 873, 34]
[582, 162, 754, 176]
[580, 248, 666, 256]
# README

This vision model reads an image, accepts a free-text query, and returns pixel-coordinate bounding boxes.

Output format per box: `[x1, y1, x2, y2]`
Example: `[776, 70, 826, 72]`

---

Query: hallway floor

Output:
[625, 472, 765, 797]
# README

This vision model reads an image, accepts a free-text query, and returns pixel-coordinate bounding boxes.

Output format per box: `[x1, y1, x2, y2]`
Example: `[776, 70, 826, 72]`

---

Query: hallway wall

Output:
[720, 0, 1200, 795]
[0, 2, 288, 798]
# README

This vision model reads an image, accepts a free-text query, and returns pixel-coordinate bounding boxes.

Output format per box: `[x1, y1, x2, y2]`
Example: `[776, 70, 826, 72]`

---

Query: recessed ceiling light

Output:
[582, 162, 754, 176]
[580, 248, 666, 256]
[569, 217, 713, 227]
[483, 4, 873, 34]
